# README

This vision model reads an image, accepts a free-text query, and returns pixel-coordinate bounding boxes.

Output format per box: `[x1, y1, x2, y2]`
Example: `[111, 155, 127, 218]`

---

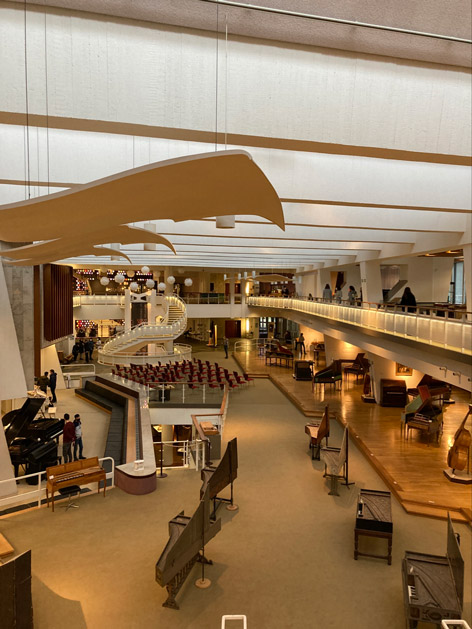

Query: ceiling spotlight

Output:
[216, 215, 235, 229]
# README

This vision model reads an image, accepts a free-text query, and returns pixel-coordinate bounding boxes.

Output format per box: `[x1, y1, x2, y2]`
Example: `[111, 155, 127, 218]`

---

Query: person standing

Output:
[49, 369, 57, 403]
[400, 286, 417, 313]
[298, 332, 306, 355]
[85, 338, 94, 363]
[334, 287, 343, 303]
[73, 414, 85, 460]
[62, 414, 75, 464]
[323, 284, 332, 302]
[223, 336, 229, 359]
[348, 285, 358, 306]
[72, 341, 79, 362]
[78, 339, 85, 361]
[38, 371, 49, 395]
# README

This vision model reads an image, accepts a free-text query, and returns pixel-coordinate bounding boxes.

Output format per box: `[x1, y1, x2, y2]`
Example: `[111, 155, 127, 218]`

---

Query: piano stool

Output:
[58, 485, 80, 511]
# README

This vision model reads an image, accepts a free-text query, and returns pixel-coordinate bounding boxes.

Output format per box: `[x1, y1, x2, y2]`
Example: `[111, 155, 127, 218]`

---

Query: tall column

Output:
[160, 425, 174, 466]
[241, 279, 248, 303]
[124, 289, 131, 331]
[229, 273, 235, 305]
[360, 260, 383, 304]
[313, 270, 322, 299]
[463, 244, 472, 319]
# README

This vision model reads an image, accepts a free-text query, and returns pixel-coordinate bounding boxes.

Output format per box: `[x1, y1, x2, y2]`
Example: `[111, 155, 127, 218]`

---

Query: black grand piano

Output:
[3, 398, 64, 482]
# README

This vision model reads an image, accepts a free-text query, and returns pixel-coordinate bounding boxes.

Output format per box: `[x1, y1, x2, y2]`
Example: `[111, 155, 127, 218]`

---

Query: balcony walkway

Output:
[233, 347, 472, 524]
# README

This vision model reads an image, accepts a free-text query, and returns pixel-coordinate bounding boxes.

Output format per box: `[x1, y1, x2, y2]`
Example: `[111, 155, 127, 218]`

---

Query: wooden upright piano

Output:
[46, 456, 106, 512]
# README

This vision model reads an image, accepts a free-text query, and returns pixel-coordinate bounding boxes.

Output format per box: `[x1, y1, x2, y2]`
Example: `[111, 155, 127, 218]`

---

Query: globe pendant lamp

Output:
[129, 281, 139, 292]
[146, 279, 155, 289]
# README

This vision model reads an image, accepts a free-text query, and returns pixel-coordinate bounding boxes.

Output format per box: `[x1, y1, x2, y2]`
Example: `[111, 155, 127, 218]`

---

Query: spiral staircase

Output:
[97, 295, 190, 366]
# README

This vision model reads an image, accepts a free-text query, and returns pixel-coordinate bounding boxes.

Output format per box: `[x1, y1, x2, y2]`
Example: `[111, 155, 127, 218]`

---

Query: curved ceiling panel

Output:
[0, 150, 284, 243]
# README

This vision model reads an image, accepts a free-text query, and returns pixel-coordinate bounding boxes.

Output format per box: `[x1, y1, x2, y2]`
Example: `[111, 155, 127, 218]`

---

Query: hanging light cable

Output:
[43, 6, 50, 196]
[24, 0, 31, 200]
[215, 1, 235, 229]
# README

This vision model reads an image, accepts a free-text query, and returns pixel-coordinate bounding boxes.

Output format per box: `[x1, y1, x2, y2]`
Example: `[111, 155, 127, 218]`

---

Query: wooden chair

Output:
[321, 427, 354, 496]
[305, 405, 330, 460]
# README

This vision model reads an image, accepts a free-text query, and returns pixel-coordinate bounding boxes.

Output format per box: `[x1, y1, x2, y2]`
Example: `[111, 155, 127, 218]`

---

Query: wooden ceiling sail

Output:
[0, 226, 176, 266]
[0, 151, 285, 244]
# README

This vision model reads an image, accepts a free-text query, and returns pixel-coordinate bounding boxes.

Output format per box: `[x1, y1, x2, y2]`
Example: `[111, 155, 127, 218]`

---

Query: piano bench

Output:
[58, 485, 81, 511]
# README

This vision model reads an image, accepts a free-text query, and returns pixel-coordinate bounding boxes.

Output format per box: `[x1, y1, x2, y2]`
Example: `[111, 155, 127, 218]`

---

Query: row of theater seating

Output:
[111, 358, 254, 391]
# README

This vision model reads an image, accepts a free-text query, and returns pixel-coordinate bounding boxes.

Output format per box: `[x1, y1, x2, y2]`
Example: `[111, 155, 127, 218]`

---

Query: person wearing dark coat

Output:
[49, 369, 57, 403]
[37, 372, 49, 394]
[78, 339, 85, 360]
[72, 342, 80, 362]
[85, 339, 94, 363]
[400, 287, 417, 313]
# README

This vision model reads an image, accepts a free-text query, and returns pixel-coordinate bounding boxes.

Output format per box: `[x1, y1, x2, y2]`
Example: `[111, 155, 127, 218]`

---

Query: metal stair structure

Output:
[98, 294, 188, 365]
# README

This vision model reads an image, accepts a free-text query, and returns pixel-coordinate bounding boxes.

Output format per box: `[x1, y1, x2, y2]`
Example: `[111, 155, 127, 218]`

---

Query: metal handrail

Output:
[158, 440, 190, 469]
[247, 296, 472, 355]
[0, 456, 115, 511]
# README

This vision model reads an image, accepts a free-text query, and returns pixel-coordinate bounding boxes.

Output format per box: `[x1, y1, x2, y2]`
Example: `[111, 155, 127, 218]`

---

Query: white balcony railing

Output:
[73, 294, 126, 307]
[247, 296, 472, 355]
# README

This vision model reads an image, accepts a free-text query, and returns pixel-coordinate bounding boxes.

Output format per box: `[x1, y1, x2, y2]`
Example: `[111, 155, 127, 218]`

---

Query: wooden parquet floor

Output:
[234, 349, 472, 524]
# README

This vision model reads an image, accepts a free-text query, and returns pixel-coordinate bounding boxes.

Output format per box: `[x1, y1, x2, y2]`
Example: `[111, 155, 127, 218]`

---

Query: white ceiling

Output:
[0, 1, 470, 272]
[10, 0, 472, 67]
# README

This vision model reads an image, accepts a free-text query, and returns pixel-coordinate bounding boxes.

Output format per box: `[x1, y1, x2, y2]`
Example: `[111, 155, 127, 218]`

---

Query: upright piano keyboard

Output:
[46, 457, 106, 512]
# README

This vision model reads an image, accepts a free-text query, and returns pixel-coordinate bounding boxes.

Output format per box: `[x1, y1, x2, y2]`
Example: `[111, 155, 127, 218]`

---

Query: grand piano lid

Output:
[3, 398, 45, 445]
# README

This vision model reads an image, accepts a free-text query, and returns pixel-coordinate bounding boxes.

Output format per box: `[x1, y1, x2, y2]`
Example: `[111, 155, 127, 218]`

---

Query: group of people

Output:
[72, 338, 95, 362]
[284, 330, 306, 355]
[62, 413, 85, 463]
[321, 284, 359, 305]
[37, 369, 58, 404]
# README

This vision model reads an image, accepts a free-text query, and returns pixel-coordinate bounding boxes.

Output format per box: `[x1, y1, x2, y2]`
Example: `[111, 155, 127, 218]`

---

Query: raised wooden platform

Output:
[234, 349, 471, 525]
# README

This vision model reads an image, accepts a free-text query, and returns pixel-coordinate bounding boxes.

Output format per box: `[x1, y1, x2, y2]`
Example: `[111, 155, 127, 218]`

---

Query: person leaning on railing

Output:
[322, 284, 332, 302]
[400, 286, 417, 313]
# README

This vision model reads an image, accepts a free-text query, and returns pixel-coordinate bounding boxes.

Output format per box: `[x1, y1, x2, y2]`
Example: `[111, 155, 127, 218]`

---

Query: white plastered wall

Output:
[40, 345, 66, 390]
[403, 258, 455, 302]
[323, 335, 362, 365]
[366, 353, 424, 404]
